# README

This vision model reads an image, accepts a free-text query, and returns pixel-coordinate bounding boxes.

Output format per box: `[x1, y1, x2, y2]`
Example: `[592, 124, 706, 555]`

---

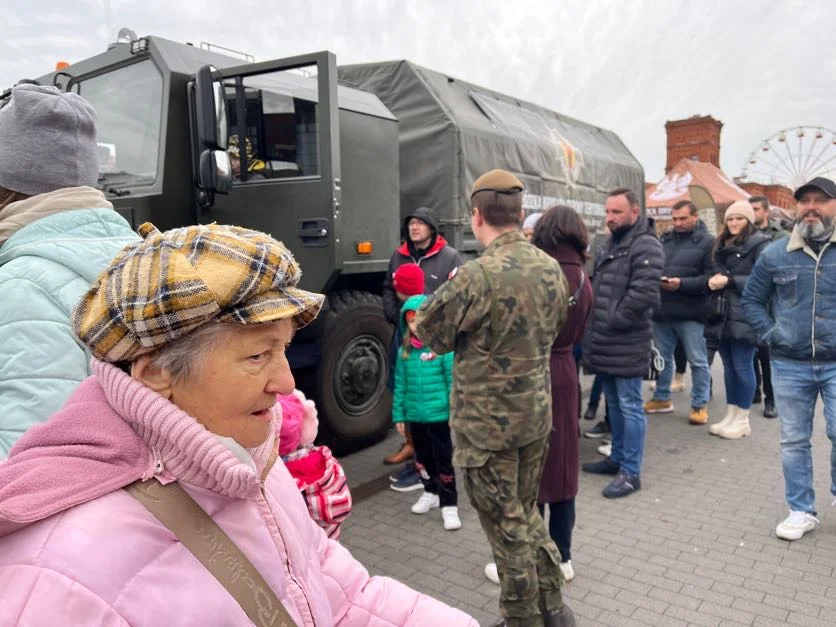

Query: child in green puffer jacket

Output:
[393, 295, 460, 531]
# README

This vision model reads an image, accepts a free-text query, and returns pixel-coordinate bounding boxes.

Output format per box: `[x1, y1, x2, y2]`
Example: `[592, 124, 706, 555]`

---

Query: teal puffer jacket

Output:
[0, 206, 139, 457]
[392, 295, 453, 424]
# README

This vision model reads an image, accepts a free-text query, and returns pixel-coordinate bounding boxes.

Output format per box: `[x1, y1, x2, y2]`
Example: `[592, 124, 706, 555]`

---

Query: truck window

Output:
[225, 68, 320, 183]
[74, 60, 163, 187]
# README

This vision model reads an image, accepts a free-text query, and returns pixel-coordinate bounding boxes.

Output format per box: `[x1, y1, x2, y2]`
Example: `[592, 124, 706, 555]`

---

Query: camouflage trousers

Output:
[461, 436, 563, 626]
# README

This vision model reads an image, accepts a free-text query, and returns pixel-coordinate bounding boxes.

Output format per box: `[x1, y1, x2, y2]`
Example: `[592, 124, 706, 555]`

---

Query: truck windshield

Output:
[74, 60, 163, 188]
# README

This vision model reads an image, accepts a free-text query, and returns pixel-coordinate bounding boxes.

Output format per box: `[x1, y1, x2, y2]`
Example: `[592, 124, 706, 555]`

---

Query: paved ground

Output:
[337, 365, 836, 626]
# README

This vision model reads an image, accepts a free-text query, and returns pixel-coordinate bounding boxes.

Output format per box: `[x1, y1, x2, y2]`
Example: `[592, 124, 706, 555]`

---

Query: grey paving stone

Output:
[336, 366, 836, 627]
[664, 604, 723, 627]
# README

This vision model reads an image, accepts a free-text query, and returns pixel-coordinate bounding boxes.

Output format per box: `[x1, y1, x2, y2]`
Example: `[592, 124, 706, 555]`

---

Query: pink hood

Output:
[0, 361, 477, 627]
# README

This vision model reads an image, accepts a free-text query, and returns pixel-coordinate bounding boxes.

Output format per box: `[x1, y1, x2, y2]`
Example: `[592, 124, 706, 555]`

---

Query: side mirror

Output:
[197, 149, 232, 207]
[195, 65, 228, 150]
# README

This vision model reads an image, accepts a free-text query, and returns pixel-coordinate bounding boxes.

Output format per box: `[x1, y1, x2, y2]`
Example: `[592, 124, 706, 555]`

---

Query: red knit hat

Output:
[393, 263, 424, 296]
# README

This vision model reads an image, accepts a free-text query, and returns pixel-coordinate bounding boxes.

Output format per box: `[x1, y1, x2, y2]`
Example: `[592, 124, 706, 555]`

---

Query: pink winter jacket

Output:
[0, 361, 477, 627]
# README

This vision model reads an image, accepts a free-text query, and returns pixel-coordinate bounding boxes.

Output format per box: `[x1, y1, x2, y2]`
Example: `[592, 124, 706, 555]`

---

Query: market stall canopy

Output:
[646, 158, 750, 216]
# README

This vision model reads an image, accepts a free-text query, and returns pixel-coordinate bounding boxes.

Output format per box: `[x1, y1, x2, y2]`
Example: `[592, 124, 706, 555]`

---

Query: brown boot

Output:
[384, 442, 414, 465]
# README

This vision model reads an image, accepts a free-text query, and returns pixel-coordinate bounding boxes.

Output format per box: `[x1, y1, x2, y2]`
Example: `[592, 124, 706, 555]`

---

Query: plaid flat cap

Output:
[73, 222, 325, 362]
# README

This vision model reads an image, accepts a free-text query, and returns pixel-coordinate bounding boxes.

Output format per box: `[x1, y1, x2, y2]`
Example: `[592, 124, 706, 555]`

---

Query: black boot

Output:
[763, 401, 778, 419]
[544, 605, 576, 627]
[583, 403, 598, 421]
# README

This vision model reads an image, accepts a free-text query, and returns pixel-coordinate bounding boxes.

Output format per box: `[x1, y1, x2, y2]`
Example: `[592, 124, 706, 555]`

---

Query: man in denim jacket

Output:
[742, 176, 836, 542]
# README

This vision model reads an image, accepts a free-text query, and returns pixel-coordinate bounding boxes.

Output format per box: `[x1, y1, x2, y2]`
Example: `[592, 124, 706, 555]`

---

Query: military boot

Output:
[543, 605, 576, 627]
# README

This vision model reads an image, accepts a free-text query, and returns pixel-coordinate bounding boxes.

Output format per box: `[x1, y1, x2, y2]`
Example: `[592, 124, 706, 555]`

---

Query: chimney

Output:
[665, 115, 723, 173]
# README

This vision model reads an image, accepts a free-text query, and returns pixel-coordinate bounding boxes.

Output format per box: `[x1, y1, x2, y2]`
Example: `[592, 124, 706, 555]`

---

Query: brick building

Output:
[738, 181, 795, 209]
[665, 115, 723, 173]
[647, 114, 795, 232]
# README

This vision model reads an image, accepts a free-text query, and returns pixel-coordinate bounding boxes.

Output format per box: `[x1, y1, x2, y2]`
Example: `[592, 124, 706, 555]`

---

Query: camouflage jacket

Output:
[415, 230, 569, 466]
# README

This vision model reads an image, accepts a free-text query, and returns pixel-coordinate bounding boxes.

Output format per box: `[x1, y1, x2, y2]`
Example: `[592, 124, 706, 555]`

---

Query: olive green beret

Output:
[470, 169, 524, 199]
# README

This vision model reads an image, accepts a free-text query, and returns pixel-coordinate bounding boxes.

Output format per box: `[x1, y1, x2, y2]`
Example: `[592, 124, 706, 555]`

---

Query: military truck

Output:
[4, 35, 643, 450]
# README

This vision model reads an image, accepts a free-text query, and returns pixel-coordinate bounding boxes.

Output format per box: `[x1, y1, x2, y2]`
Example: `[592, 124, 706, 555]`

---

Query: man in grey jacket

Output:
[581, 188, 665, 498]
[749, 195, 788, 419]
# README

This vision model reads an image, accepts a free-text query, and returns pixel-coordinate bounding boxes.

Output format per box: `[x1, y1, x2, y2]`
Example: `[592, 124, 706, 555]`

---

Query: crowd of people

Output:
[1, 79, 835, 627]
[377, 168, 836, 625]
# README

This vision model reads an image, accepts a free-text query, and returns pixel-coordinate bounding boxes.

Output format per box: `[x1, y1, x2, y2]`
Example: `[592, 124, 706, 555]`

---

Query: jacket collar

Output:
[0, 186, 113, 246]
[786, 224, 836, 256]
[609, 216, 655, 250]
[662, 220, 708, 243]
[484, 229, 527, 253]
[0, 361, 277, 537]
[547, 242, 584, 267]
[718, 230, 770, 256]
[396, 234, 448, 260]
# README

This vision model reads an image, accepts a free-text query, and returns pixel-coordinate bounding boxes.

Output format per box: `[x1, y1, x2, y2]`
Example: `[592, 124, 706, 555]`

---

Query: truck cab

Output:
[14, 37, 401, 450]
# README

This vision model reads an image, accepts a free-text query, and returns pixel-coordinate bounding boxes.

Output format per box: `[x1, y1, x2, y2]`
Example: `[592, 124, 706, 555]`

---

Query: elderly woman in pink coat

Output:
[0, 223, 476, 627]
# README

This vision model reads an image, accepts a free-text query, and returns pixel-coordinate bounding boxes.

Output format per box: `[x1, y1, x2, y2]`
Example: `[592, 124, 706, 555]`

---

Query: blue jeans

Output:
[653, 321, 711, 407]
[601, 375, 646, 476]
[718, 340, 757, 409]
[771, 359, 836, 514]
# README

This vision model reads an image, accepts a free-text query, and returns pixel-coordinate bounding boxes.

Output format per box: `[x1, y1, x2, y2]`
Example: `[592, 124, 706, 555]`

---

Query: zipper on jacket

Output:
[258, 448, 316, 625]
[152, 448, 164, 475]
[261, 446, 280, 486]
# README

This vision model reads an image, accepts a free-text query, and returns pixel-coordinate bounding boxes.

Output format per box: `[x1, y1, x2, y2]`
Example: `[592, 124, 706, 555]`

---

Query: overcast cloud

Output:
[1, 0, 835, 180]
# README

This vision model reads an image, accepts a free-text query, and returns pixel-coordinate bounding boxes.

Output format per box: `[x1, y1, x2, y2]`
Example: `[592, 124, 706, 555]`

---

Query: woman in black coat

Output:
[704, 201, 771, 440]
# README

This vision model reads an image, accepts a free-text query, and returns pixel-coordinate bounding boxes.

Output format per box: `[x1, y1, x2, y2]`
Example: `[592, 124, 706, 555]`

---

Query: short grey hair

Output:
[139, 322, 237, 383]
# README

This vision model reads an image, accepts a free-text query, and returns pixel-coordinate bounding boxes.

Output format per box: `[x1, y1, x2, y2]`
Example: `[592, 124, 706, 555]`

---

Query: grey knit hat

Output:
[0, 84, 99, 196]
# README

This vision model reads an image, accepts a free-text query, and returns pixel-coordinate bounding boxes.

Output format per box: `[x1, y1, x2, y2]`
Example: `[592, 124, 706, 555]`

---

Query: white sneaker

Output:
[775, 510, 819, 541]
[597, 442, 612, 457]
[442, 506, 462, 530]
[559, 560, 575, 582]
[411, 491, 440, 514]
[484, 562, 500, 584]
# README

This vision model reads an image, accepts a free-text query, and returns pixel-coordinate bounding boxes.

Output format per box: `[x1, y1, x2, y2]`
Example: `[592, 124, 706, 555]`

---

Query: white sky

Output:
[2, 0, 835, 181]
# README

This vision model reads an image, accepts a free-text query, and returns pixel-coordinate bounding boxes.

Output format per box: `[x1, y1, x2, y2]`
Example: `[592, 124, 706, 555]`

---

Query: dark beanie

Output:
[393, 263, 425, 296]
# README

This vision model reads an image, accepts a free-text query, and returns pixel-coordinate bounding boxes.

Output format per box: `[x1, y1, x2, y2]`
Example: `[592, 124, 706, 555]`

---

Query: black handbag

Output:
[704, 290, 728, 324]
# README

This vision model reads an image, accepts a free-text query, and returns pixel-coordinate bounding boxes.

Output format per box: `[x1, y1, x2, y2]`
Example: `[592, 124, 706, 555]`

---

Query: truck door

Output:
[191, 52, 340, 294]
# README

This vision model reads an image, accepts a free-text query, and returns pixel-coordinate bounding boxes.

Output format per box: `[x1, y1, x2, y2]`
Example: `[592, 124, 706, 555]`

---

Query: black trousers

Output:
[538, 499, 576, 563]
[674, 340, 687, 374]
[754, 346, 774, 404]
[410, 421, 457, 507]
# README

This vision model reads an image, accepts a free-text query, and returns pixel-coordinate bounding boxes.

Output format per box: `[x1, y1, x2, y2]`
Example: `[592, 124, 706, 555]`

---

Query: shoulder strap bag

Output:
[568, 270, 586, 307]
[125, 479, 299, 627]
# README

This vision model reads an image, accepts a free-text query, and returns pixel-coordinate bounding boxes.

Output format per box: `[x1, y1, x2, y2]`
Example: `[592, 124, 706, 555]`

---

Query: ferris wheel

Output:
[739, 126, 836, 189]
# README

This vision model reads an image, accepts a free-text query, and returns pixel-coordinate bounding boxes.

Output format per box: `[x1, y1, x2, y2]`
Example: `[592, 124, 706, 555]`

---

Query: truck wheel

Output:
[314, 290, 393, 449]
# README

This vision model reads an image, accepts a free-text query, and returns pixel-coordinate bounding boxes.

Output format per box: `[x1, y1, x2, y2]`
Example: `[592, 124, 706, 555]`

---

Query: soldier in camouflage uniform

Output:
[416, 170, 575, 627]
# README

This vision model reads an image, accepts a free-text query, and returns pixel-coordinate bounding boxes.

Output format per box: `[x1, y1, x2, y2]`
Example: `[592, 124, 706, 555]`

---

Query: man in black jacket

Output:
[644, 200, 714, 425]
[582, 188, 664, 498]
[382, 207, 462, 476]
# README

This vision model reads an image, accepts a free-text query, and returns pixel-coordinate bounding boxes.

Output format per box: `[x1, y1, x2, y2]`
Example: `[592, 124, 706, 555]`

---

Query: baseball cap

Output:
[793, 177, 836, 201]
